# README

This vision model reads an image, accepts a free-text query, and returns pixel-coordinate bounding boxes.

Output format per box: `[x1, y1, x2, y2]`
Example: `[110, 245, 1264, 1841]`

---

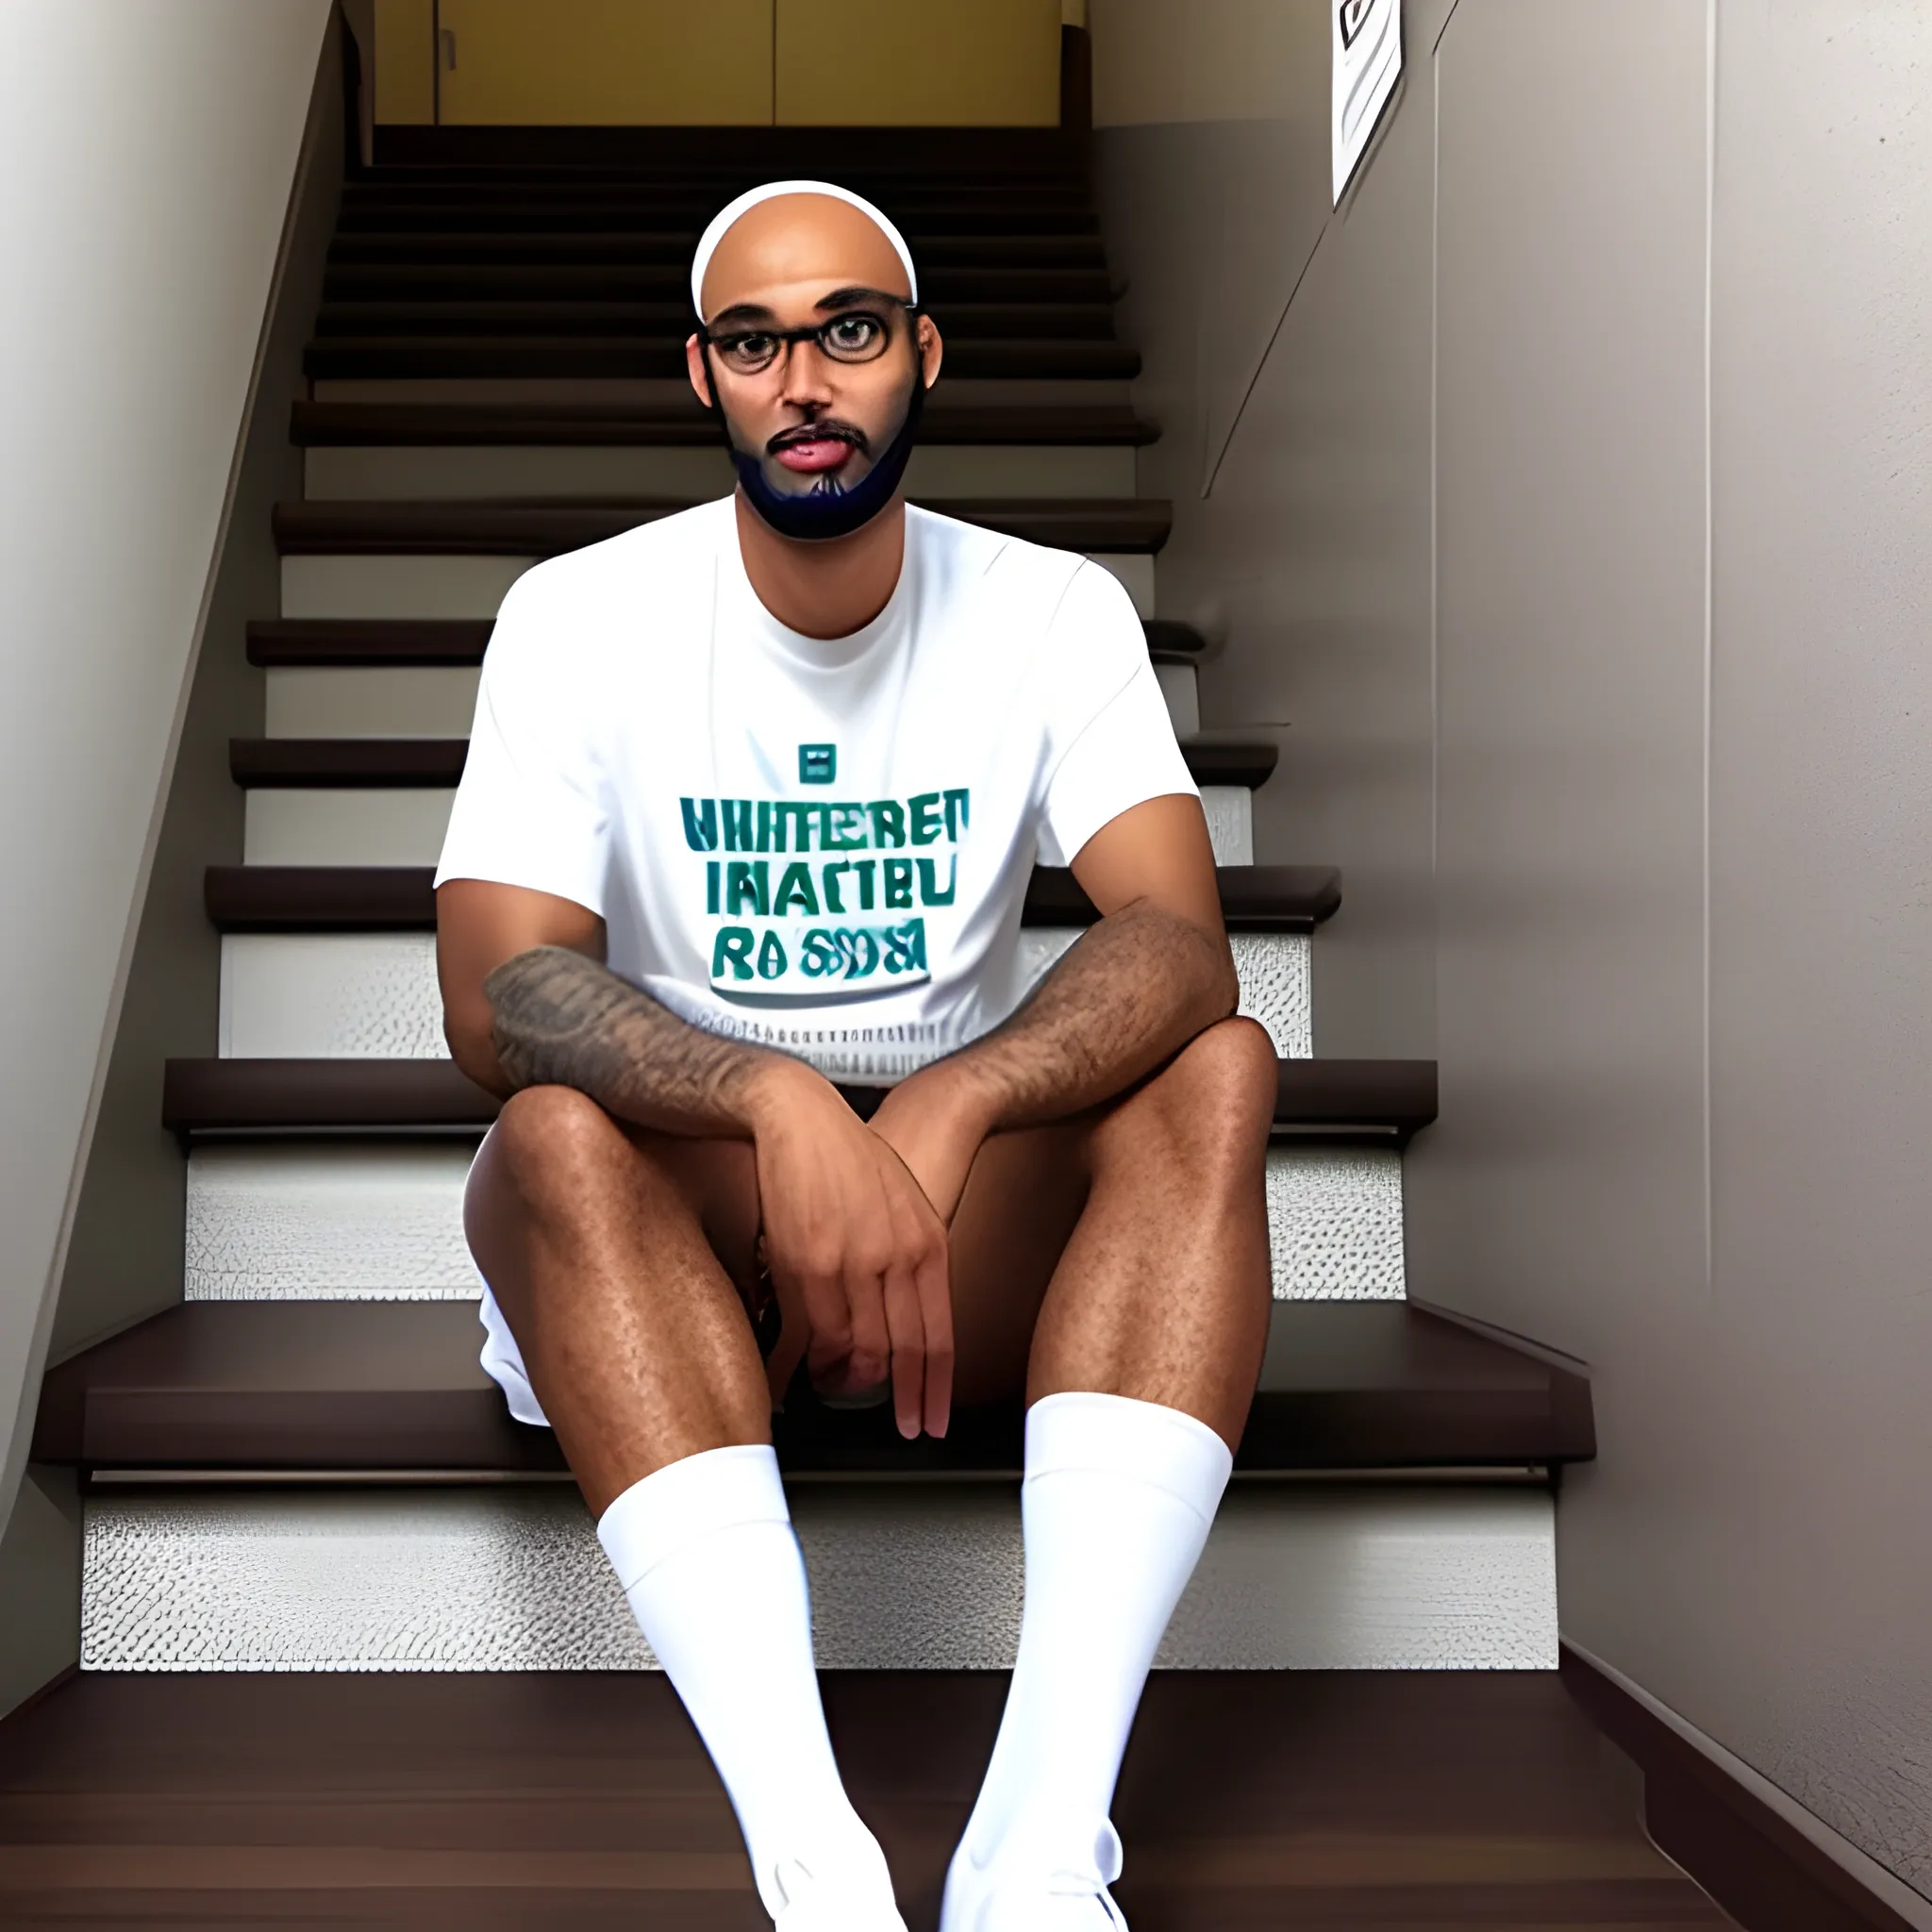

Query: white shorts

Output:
[467, 1123, 553, 1429]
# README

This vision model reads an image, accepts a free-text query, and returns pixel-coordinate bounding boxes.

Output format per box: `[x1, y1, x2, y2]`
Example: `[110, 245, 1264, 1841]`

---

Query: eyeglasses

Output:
[699, 302, 919, 377]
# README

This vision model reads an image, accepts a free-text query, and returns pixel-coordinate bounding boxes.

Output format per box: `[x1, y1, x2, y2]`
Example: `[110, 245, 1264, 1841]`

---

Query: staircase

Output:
[35, 127, 1592, 1675]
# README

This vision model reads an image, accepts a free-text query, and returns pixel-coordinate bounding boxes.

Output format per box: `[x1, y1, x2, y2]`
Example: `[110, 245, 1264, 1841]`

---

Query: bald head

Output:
[698, 192, 911, 322]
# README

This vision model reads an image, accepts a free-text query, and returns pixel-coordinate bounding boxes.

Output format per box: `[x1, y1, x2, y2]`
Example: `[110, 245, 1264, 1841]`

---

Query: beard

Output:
[720, 388, 913, 501]
[708, 352, 927, 543]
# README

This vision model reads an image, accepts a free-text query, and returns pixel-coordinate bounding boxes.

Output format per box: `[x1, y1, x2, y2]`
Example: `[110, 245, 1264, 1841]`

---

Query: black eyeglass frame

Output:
[696, 299, 924, 378]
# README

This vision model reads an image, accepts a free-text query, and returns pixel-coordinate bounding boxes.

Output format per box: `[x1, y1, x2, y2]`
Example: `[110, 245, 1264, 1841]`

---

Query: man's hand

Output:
[746, 1061, 955, 1441]
[865, 1065, 996, 1230]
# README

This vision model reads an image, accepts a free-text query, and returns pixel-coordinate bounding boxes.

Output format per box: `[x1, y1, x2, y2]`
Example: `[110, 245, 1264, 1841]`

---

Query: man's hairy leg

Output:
[942, 1017, 1276, 1929]
[1025, 1016, 1276, 1440]
[464, 1082, 769, 1515]
[466, 1079, 904, 1924]
[941, 1016, 1274, 1434]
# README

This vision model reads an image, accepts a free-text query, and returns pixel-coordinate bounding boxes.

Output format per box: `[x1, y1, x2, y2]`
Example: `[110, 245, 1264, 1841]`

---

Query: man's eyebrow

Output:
[704, 301, 777, 330]
[815, 286, 907, 311]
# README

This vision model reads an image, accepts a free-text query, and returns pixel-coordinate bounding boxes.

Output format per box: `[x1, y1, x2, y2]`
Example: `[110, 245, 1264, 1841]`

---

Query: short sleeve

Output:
[433, 566, 611, 913]
[1035, 563, 1198, 868]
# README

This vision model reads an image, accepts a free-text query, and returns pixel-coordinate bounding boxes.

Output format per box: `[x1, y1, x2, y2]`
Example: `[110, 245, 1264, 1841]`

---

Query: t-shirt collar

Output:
[723, 512, 915, 673]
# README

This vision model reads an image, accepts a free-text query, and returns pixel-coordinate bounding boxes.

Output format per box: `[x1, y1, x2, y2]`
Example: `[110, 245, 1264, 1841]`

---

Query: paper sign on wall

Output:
[1332, 0, 1403, 204]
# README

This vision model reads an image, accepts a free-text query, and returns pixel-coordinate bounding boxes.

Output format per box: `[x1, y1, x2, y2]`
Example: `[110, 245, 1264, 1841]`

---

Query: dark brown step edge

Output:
[302, 340, 1143, 383]
[290, 398, 1159, 448]
[205, 864, 1341, 936]
[271, 496, 1172, 558]
[159, 1056, 1434, 1141]
[32, 1299, 1591, 1475]
[228, 736, 1273, 791]
[246, 613, 1202, 666]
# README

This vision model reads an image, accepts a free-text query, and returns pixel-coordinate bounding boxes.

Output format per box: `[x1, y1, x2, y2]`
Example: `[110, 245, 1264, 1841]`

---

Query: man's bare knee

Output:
[1100, 1015, 1277, 1179]
[486, 1083, 635, 1208]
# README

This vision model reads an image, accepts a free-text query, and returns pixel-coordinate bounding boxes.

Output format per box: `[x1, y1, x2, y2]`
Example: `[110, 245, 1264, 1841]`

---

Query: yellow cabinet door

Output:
[435, 0, 776, 125]
[775, 0, 1061, 125]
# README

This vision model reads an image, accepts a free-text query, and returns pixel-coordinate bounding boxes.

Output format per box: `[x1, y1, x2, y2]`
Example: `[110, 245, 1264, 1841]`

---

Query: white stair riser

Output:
[81, 1484, 1553, 1672]
[183, 1141, 1403, 1303]
[306, 444, 1139, 502]
[282, 550, 1159, 620]
[261, 658, 1201, 742]
[243, 783, 1255, 867]
[218, 928, 1309, 1061]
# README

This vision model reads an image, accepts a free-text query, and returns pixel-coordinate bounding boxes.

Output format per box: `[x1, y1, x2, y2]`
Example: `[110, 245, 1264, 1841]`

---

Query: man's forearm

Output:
[923, 904, 1238, 1133]
[482, 943, 811, 1136]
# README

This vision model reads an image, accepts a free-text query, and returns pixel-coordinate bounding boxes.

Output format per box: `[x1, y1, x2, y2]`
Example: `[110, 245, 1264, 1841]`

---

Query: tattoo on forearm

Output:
[955, 904, 1236, 1127]
[484, 945, 776, 1133]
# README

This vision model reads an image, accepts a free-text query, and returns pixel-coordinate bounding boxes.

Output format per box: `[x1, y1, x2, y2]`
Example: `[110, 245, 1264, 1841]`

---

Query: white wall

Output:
[0, 0, 333, 1547]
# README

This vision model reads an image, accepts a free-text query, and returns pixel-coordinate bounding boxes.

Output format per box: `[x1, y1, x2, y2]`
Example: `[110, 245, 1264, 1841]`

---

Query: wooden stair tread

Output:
[247, 612, 1201, 663]
[227, 734, 1275, 791]
[272, 495, 1171, 557]
[158, 1056, 1434, 1140]
[290, 398, 1159, 447]
[33, 1298, 1591, 1474]
[303, 339, 1141, 381]
[205, 863, 1341, 935]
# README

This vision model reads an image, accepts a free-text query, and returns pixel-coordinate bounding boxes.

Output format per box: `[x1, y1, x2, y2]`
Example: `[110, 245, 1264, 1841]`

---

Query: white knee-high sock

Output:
[955, 1392, 1234, 1881]
[597, 1445, 893, 1920]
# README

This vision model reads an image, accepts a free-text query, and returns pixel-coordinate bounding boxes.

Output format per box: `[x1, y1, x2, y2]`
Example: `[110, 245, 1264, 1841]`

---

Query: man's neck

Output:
[733, 491, 907, 641]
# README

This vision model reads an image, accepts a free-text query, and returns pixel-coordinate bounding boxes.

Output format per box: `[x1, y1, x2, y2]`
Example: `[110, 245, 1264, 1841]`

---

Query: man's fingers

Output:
[912, 1233, 954, 1439]
[879, 1256, 930, 1441]
[839, 1235, 894, 1392]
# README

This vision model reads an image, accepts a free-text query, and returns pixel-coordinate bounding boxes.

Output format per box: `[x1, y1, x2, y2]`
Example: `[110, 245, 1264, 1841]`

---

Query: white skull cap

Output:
[691, 179, 918, 318]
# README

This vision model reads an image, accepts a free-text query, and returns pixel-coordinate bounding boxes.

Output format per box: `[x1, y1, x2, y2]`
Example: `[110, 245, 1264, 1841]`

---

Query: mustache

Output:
[764, 419, 871, 458]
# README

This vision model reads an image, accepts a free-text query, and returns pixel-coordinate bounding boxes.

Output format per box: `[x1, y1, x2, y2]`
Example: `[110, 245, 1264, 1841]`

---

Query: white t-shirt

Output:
[434, 497, 1196, 1083]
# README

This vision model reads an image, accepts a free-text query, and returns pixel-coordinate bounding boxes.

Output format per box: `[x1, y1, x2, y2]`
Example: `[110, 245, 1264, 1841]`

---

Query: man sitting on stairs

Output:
[434, 180, 1274, 1931]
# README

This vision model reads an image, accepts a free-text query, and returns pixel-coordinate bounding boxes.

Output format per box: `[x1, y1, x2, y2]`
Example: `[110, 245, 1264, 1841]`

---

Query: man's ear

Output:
[917, 315, 944, 390]
[685, 334, 714, 408]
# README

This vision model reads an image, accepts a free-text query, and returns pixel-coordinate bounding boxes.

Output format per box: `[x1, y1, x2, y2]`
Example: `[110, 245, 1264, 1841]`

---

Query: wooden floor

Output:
[0, 1670, 1733, 1928]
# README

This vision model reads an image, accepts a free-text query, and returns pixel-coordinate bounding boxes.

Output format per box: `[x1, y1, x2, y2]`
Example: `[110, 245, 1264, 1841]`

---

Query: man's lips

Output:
[772, 438, 858, 474]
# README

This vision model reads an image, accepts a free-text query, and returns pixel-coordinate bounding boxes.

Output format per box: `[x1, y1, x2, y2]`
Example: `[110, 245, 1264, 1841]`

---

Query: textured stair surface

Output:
[79, 1481, 1557, 1673]
[36, 1300, 1589, 1475]
[174, 1140, 1403, 1305]
[159, 1055, 1438, 1141]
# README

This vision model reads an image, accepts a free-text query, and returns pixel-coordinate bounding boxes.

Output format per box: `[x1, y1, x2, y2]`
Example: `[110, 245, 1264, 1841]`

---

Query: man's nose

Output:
[775, 341, 838, 408]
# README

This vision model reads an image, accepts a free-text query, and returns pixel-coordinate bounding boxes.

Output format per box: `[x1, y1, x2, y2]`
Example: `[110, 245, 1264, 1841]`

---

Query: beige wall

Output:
[1096, 0, 1441, 1058]
[0, 0, 332, 1669]
[1091, 0, 1302, 125]
[1096, 0, 1932, 1905]
[375, 0, 1063, 127]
